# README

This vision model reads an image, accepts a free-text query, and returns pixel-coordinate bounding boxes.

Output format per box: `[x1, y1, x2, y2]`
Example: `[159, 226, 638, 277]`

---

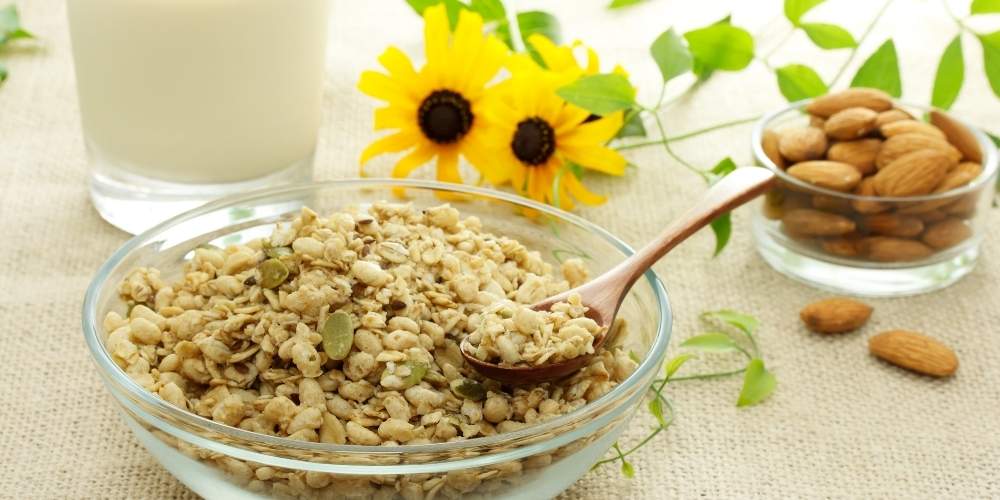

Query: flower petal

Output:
[563, 171, 606, 205]
[360, 131, 419, 166]
[391, 143, 437, 178]
[424, 4, 449, 67]
[436, 149, 462, 184]
[374, 106, 415, 131]
[358, 71, 402, 102]
[558, 111, 624, 145]
[559, 144, 627, 176]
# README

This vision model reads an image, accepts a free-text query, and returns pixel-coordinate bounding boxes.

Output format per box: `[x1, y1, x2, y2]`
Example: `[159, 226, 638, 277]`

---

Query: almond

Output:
[945, 193, 978, 216]
[811, 194, 853, 213]
[921, 218, 972, 249]
[868, 330, 958, 377]
[874, 109, 913, 127]
[787, 161, 862, 192]
[800, 297, 873, 333]
[930, 110, 982, 163]
[861, 214, 924, 238]
[898, 161, 983, 213]
[778, 127, 828, 162]
[821, 236, 863, 257]
[761, 129, 785, 169]
[860, 237, 933, 262]
[824, 107, 878, 140]
[762, 189, 810, 220]
[827, 138, 881, 175]
[850, 177, 889, 214]
[875, 133, 962, 170]
[809, 115, 826, 129]
[806, 88, 893, 117]
[879, 120, 945, 139]
[873, 149, 954, 197]
[917, 209, 947, 223]
[782, 208, 856, 236]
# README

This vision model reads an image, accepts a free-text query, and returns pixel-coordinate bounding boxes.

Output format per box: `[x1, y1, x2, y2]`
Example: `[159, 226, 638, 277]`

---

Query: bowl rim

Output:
[751, 99, 1000, 202]
[82, 178, 672, 461]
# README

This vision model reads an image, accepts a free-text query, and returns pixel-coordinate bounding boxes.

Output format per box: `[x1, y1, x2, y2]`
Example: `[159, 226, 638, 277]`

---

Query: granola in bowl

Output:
[463, 294, 605, 367]
[102, 201, 637, 496]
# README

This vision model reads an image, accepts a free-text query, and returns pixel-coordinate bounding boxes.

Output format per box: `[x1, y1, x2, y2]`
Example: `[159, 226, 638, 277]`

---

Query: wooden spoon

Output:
[461, 166, 775, 384]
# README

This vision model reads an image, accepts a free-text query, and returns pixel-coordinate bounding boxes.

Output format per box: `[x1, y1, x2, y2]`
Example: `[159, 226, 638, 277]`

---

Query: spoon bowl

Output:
[461, 167, 776, 384]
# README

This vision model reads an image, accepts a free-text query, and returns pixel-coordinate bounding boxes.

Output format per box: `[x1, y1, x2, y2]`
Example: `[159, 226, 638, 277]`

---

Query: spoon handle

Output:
[609, 166, 775, 293]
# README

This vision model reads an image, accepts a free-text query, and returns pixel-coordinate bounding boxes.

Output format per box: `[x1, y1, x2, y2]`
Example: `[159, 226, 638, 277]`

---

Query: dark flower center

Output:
[418, 90, 473, 144]
[511, 117, 555, 166]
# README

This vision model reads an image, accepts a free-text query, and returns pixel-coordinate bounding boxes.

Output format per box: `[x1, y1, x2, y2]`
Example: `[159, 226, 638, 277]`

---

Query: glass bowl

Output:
[82, 179, 671, 499]
[751, 101, 999, 297]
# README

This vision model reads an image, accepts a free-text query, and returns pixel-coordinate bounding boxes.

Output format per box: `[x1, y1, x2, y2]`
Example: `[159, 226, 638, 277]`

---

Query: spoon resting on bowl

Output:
[461, 166, 776, 385]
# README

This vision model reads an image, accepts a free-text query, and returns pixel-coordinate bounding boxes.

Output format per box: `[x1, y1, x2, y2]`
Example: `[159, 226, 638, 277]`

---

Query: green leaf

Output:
[615, 111, 647, 138]
[709, 213, 731, 256]
[556, 73, 636, 115]
[708, 156, 737, 180]
[989, 132, 1000, 148]
[775, 64, 829, 102]
[648, 397, 667, 426]
[702, 310, 759, 335]
[800, 23, 856, 49]
[784, 0, 824, 25]
[971, 0, 1000, 14]
[681, 332, 740, 352]
[0, 4, 32, 43]
[0, 62, 7, 83]
[979, 31, 1000, 98]
[683, 23, 755, 71]
[443, 0, 467, 29]
[470, 0, 513, 47]
[664, 353, 696, 378]
[609, 0, 646, 8]
[517, 10, 561, 65]
[931, 36, 964, 110]
[469, 0, 505, 20]
[650, 28, 693, 83]
[737, 358, 777, 407]
[404, 0, 441, 15]
[620, 459, 635, 478]
[628, 350, 641, 364]
[850, 39, 902, 97]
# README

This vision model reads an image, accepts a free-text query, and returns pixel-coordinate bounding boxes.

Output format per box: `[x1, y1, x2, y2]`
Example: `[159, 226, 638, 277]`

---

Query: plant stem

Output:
[616, 115, 761, 150]
[763, 26, 797, 61]
[650, 111, 711, 182]
[592, 393, 675, 467]
[828, 0, 896, 88]
[662, 367, 748, 382]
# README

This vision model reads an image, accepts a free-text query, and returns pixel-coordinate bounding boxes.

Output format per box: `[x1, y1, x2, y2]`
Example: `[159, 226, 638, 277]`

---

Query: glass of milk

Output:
[67, 0, 331, 234]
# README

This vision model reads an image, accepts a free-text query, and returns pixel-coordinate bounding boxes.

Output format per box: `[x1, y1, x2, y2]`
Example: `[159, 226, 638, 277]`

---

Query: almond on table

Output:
[800, 297, 873, 334]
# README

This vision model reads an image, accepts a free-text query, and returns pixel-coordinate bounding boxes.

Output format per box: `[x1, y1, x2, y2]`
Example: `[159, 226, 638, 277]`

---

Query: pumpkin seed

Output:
[450, 378, 486, 401]
[258, 258, 289, 289]
[422, 370, 448, 387]
[264, 245, 293, 259]
[402, 361, 428, 387]
[321, 311, 354, 361]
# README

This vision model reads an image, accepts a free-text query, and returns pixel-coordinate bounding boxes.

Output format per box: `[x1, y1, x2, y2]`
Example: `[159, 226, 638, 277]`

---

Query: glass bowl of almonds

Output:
[752, 88, 999, 297]
[82, 179, 671, 499]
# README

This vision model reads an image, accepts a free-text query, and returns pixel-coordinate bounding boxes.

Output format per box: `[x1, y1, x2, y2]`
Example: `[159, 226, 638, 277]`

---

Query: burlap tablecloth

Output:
[2, 0, 998, 498]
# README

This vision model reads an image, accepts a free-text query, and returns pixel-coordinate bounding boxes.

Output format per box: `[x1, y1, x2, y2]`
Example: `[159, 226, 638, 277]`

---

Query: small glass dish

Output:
[82, 179, 672, 499]
[751, 101, 999, 297]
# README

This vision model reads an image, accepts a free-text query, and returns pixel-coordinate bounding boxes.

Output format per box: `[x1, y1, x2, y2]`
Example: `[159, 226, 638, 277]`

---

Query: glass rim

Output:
[81, 178, 673, 469]
[751, 99, 1000, 202]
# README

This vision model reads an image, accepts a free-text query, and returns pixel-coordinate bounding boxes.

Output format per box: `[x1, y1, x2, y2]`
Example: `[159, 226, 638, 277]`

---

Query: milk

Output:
[67, 0, 331, 184]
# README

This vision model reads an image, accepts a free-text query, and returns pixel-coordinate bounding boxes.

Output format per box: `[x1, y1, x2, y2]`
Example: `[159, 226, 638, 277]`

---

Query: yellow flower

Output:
[479, 65, 627, 209]
[357, 4, 507, 184]
[514, 34, 629, 81]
